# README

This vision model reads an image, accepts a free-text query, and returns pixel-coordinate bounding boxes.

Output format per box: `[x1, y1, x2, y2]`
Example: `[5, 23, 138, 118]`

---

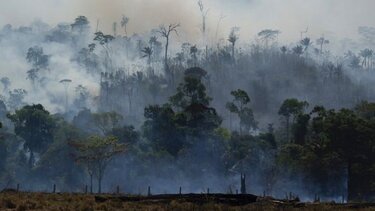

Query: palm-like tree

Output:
[190, 45, 198, 66]
[360, 48, 373, 69]
[292, 45, 303, 57]
[157, 23, 180, 73]
[316, 37, 329, 54]
[120, 16, 129, 36]
[228, 27, 239, 61]
[300, 37, 312, 57]
[149, 36, 157, 47]
[280, 46, 287, 54]
[141, 46, 153, 65]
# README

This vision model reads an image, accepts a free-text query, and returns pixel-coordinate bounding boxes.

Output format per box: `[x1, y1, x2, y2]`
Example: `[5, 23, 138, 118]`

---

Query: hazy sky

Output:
[1, 0, 374, 43]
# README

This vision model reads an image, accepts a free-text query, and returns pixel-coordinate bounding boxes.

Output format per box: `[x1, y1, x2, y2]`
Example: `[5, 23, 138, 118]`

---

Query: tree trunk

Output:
[98, 176, 102, 194]
[90, 174, 93, 194]
[347, 161, 354, 202]
[128, 93, 132, 114]
[320, 43, 323, 54]
[28, 150, 34, 168]
[165, 38, 169, 71]
[286, 116, 290, 143]
[232, 44, 235, 62]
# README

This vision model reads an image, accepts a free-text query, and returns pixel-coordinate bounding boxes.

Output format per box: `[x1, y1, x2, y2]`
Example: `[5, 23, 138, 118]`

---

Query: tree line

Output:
[0, 69, 375, 201]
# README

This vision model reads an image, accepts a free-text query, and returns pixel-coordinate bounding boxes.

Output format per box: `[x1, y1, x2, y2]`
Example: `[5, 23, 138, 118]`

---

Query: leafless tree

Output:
[157, 23, 180, 72]
[198, 0, 209, 35]
[228, 27, 240, 61]
[60, 79, 72, 112]
[215, 13, 226, 43]
[121, 15, 130, 36]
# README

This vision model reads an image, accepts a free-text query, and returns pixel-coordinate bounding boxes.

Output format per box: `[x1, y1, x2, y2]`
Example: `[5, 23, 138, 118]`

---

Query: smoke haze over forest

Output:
[1, 0, 375, 42]
[0, 0, 375, 203]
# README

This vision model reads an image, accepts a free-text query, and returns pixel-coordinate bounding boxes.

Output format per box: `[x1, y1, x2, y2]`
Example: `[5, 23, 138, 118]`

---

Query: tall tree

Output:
[360, 48, 373, 69]
[71, 16, 90, 35]
[169, 76, 211, 109]
[190, 45, 198, 66]
[120, 16, 129, 36]
[71, 135, 125, 193]
[316, 37, 329, 54]
[92, 112, 123, 136]
[7, 104, 56, 168]
[226, 89, 257, 135]
[141, 46, 153, 65]
[59, 79, 72, 112]
[228, 27, 239, 62]
[158, 23, 180, 74]
[292, 45, 303, 57]
[94, 31, 114, 70]
[258, 29, 280, 48]
[300, 37, 312, 57]
[198, 0, 209, 36]
[278, 99, 309, 142]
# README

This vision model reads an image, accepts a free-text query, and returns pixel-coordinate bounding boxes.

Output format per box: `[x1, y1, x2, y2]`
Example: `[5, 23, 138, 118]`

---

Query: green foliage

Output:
[143, 104, 183, 157]
[143, 75, 222, 158]
[110, 125, 139, 145]
[92, 111, 123, 135]
[71, 135, 126, 193]
[355, 101, 375, 120]
[0, 135, 6, 172]
[292, 114, 310, 145]
[278, 98, 309, 142]
[226, 89, 257, 134]
[7, 104, 56, 167]
[35, 119, 84, 190]
[170, 77, 211, 109]
[94, 31, 114, 45]
[279, 105, 375, 200]
[278, 98, 309, 119]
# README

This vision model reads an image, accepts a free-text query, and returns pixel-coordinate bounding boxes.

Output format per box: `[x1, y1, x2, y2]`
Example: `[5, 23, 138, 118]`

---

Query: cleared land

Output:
[1, 191, 375, 211]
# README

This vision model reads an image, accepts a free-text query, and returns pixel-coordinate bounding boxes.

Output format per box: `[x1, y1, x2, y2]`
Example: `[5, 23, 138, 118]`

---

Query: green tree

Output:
[278, 99, 308, 142]
[170, 76, 211, 109]
[0, 121, 5, 172]
[110, 125, 139, 145]
[310, 106, 375, 201]
[257, 29, 280, 48]
[300, 37, 312, 57]
[7, 104, 56, 168]
[170, 76, 221, 138]
[92, 112, 123, 136]
[292, 114, 310, 145]
[142, 104, 183, 157]
[144, 74, 221, 157]
[36, 118, 84, 191]
[226, 89, 257, 135]
[355, 101, 375, 121]
[71, 16, 89, 34]
[71, 135, 126, 193]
